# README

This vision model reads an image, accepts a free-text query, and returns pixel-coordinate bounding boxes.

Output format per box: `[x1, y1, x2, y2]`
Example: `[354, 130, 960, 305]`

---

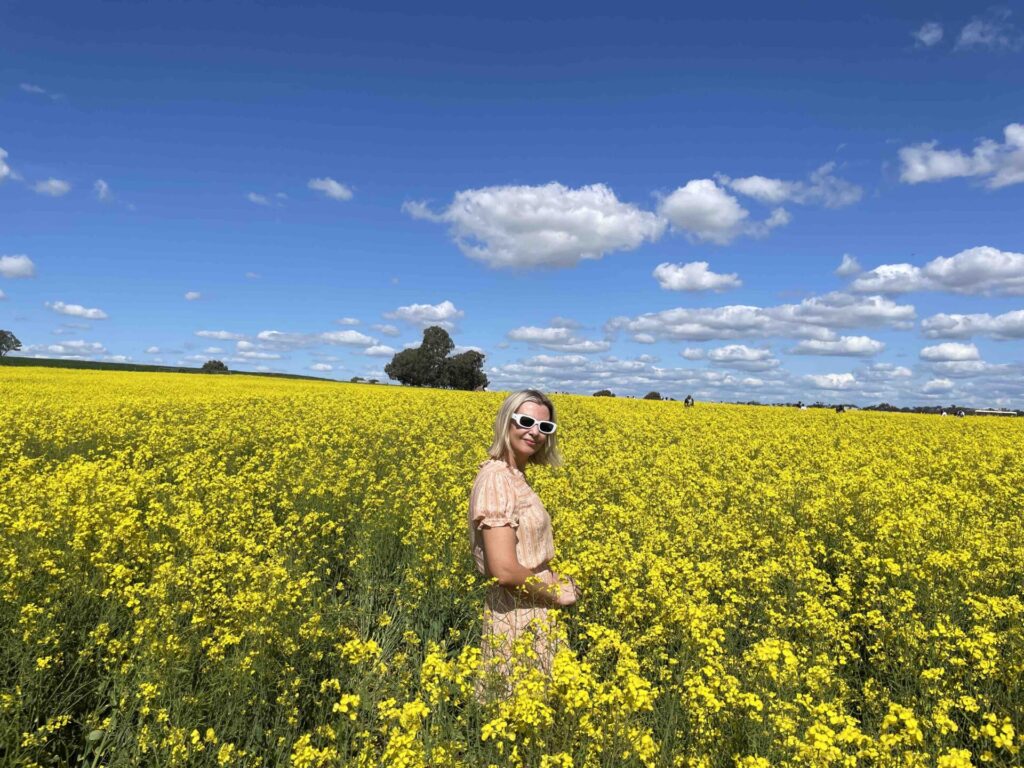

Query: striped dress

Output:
[468, 459, 559, 682]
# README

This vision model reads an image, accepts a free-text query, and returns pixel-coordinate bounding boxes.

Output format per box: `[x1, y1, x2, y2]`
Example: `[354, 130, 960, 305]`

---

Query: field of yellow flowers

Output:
[2, 366, 1022, 767]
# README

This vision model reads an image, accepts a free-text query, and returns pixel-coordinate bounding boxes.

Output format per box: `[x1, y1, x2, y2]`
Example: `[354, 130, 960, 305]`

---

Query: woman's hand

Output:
[554, 574, 582, 607]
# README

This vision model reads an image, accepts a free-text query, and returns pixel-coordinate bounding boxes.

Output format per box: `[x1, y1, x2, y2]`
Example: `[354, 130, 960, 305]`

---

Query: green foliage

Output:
[385, 327, 487, 390]
[0, 330, 22, 359]
[593, 389, 615, 397]
[201, 360, 229, 374]
[643, 391, 662, 400]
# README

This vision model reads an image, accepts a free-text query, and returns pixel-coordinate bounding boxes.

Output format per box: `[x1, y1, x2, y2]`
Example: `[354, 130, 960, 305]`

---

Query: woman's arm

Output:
[480, 526, 579, 606]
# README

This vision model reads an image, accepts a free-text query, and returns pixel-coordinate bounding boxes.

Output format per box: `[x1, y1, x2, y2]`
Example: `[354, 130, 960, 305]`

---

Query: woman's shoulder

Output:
[475, 459, 524, 480]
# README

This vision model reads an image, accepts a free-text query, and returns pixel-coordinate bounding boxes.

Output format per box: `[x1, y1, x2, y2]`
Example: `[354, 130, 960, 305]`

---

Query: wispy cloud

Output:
[308, 177, 354, 201]
[32, 178, 71, 197]
[19, 82, 62, 100]
[912, 21, 944, 47]
[46, 301, 108, 320]
[956, 9, 1022, 51]
[94, 179, 112, 201]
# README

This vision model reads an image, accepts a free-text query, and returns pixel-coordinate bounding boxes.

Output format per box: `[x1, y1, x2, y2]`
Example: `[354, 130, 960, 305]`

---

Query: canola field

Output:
[2, 367, 1023, 768]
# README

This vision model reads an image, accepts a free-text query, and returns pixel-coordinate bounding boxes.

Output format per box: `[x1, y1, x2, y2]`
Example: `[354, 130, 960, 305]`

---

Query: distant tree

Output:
[201, 359, 228, 373]
[368, 378, 379, 384]
[0, 330, 21, 359]
[350, 376, 365, 383]
[385, 327, 487, 391]
[443, 350, 488, 391]
[593, 389, 615, 397]
[643, 391, 662, 400]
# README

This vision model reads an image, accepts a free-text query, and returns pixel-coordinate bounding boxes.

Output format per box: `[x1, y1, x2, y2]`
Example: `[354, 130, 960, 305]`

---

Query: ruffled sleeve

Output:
[470, 463, 519, 531]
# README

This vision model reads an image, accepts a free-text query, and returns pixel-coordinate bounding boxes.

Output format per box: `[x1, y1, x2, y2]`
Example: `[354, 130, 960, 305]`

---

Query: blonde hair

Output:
[488, 389, 563, 468]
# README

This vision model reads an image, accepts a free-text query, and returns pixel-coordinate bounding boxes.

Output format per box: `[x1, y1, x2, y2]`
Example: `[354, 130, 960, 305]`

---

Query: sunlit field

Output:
[2, 367, 1022, 767]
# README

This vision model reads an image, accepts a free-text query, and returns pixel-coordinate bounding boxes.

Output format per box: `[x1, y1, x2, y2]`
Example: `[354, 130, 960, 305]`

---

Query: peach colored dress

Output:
[469, 459, 558, 681]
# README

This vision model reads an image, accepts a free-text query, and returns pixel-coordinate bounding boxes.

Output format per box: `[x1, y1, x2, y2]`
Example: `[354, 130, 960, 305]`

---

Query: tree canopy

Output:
[0, 330, 22, 359]
[201, 359, 229, 373]
[384, 326, 488, 391]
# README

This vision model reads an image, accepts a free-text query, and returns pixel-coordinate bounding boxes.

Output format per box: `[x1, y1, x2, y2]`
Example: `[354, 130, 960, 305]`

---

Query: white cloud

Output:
[506, 325, 611, 353]
[658, 179, 768, 244]
[0, 148, 11, 181]
[706, 344, 779, 371]
[19, 82, 61, 99]
[721, 162, 862, 209]
[203, 346, 223, 354]
[913, 22, 944, 47]
[46, 301, 108, 319]
[308, 177, 354, 201]
[922, 378, 954, 393]
[145, 346, 160, 354]
[364, 345, 397, 356]
[851, 246, 1024, 295]
[310, 363, 334, 372]
[0, 254, 36, 278]
[320, 330, 376, 346]
[922, 310, 1024, 340]
[653, 261, 741, 291]
[385, 300, 464, 330]
[681, 348, 705, 360]
[33, 178, 71, 197]
[0, 289, 6, 299]
[835, 254, 861, 277]
[337, 317, 360, 325]
[899, 123, 1024, 188]
[247, 192, 270, 206]
[404, 182, 665, 268]
[805, 372, 857, 390]
[245, 271, 261, 279]
[920, 342, 981, 362]
[608, 292, 915, 343]
[94, 179, 112, 201]
[25, 340, 107, 357]
[956, 9, 1021, 51]
[790, 336, 886, 356]
[184, 291, 201, 301]
[196, 330, 244, 340]
[372, 323, 400, 336]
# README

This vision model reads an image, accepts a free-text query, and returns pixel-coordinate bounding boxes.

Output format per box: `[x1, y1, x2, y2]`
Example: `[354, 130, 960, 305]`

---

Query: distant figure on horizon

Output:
[683, 394, 694, 407]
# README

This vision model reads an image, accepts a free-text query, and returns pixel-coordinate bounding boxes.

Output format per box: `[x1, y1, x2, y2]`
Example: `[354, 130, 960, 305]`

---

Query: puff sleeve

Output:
[470, 464, 519, 531]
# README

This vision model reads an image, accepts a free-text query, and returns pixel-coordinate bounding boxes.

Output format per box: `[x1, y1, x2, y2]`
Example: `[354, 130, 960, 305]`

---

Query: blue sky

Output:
[2, 1, 1023, 405]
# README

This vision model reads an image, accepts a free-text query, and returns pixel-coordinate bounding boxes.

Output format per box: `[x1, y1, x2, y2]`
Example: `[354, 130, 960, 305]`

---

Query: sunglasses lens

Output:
[516, 415, 535, 428]
[538, 422, 555, 434]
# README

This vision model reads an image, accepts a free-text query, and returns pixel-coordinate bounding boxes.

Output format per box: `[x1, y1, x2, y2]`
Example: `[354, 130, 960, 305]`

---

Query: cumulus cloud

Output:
[922, 310, 1024, 340]
[364, 344, 397, 357]
[919, 342, 981, 361]
[46, 301, 107, 319]
[956, 9, 1022, 51]
[789, 336, 886, 356]
[922, 378, 954, 393]
[184, 291, 201, 301]
[913, 21, 944, 46]
[720, 162, 863, 209]
[94, 179, 112, 201]
[0, 254, 36, 278]
[33, 178, 71, 197]
[506, 325, 611, 353]
[835, 254, 861, 277]
[404, 182, 665, 268]
[385, 300, 464, 330]
[196, 330, 244, 340]
[608, 292, 915, 343]
[706, 344, 779, 371]
[308, 177, 354, 201]
[319, 330, 376, 346]
[145, 346, 160, 354]
[336, 317, 360, 326]
[247, 192, 270, 205]
[851, 246, 1024, 295]
[805, 372, 857, 390]
[899, 123, 1024, 188]
[372, 323, 400, 336]
[653, 261, 741, 292]
[310, 363, 334, 372]
[658, 179, 788, 244]
[25, 340, 107, 357]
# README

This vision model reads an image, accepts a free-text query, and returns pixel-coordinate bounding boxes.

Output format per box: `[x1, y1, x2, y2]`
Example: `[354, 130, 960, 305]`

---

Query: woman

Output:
[468, 389, 581, 690]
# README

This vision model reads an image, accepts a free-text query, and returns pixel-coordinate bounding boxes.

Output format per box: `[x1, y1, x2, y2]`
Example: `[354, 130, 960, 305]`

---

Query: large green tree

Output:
[0, 330, 22, 359]
[385, 327, 487, 390]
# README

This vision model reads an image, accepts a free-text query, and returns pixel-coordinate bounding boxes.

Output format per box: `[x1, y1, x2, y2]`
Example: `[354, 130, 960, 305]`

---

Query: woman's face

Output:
[509, 400, 551, 466]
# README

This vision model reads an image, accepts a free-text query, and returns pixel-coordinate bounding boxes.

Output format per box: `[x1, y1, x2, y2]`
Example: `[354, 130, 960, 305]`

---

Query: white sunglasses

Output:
[511, 412, 557, 434]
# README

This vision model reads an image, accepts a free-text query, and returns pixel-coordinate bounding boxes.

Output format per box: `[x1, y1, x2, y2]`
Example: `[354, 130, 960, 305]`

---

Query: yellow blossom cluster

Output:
[1, 366, 1022, 766]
